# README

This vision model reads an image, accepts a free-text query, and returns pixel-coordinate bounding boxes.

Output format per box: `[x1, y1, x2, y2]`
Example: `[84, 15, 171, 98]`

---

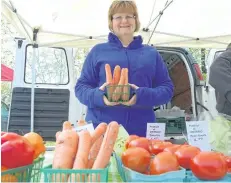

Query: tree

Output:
[1, 17, 19, 105]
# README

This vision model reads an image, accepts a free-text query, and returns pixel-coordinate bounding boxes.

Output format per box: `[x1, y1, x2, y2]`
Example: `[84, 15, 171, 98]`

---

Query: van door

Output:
[7, 39, 83, 141]
[157, 47, 205, 120]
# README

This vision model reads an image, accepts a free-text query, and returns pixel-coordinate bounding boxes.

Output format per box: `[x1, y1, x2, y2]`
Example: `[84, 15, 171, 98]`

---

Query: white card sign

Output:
[186, 121, 211, 151]
[146, 123, 166, 140]
[74, 123, 95, 133]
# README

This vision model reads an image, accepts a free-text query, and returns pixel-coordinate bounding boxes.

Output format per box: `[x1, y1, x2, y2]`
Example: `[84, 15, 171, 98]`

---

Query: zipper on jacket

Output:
[124, 48, 130, 128]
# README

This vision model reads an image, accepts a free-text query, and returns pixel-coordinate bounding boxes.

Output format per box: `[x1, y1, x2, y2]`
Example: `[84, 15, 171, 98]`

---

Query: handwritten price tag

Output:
[186, 121, 211, 151]
[146, 123, 166, 140]
[74, 123, 95, 133]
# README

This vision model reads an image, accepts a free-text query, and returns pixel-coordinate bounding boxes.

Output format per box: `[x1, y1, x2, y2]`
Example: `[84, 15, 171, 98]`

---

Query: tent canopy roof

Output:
[2, 0, 231, 48]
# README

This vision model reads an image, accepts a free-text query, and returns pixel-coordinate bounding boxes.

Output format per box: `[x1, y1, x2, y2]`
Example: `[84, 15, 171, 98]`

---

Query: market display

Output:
[1, 120, 231, 182]
[1, 131, 45, 182]
[120, 135, 231, 181]
[51, 121, 119, 182]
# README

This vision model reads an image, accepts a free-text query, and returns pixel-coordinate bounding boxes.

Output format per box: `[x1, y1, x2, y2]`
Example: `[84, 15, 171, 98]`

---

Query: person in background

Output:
[75, 0, 174, 137]
[209, 43, 231, 116]
[208, 42, 231, 156]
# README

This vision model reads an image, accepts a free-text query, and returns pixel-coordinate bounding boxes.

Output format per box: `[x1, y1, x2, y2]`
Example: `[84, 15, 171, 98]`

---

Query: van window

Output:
[25, 45, 69, 85]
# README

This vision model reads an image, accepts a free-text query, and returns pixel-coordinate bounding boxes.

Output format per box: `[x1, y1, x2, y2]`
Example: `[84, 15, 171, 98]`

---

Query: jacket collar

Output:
[108, 32, 143, 49]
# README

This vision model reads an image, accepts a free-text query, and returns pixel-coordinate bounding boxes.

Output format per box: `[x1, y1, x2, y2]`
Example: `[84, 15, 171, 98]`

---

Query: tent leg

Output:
[30, 46, 36, 132]
[30, 28, 39, 132]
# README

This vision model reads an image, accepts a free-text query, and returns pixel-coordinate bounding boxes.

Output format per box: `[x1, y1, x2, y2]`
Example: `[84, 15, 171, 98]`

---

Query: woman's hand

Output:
[121, 84, 139, 106]
[99, 83, 120, 106]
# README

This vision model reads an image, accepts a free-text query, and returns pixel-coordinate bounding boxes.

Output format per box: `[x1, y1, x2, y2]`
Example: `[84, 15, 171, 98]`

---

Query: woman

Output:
[75, 1, 174, 137]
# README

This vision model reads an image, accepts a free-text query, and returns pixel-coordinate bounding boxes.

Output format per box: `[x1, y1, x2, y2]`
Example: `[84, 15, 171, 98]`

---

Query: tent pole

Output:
[7, 0, 33, 42]
[145, 0, 174, 29]
[145, 0, 174, 44]
[30, 28, 39, 132]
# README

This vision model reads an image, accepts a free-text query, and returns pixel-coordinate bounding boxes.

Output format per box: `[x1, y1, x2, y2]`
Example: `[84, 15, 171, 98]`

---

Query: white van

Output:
[6, 39, 207, 141]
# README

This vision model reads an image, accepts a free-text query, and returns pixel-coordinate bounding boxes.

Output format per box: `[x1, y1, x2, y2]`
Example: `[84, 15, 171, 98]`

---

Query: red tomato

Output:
[125, 135, 139, 149]
[128, 137, 150, 152]
[228, 168, 231, 173]
[149, 152, 179, 175]
[174, 146, 201, 169]
[225, 156, 231, 168]
[190, 152, 228, 180]
[150, 139, 163, 144]
[121, 147, 151, 173]
[163, 144, 182, 154]
[149, 142, 172, 155]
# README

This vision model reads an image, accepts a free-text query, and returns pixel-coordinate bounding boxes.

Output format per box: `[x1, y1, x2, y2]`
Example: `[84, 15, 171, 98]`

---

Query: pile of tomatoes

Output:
[121, 135, 231, 181]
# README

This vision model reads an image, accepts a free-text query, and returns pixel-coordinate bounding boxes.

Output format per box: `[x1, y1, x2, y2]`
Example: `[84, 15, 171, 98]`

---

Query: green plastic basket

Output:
[1, 164, 33, 182]
[42, 164, 110, 182]
[30, 156, 45, 182]
[106, 84, 130, 102]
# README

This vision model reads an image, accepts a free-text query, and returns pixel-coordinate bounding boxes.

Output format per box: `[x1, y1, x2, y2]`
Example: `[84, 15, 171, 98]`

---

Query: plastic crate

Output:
[30, 156, 45, 182]
[156, 117, 186, 136]
[106, 84, 130, 102]
[184, 170, 231, 182]
[1, 164, 33, 182]
[114, 153, 186, 182]
[42, 164, 110, 182]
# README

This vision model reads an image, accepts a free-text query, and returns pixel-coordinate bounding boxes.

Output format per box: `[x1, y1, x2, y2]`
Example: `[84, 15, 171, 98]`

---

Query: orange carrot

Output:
[87, 123, 107, 169]
[105, 64, 113, 100]
[92, 121, 119, 169]
[105, 64, 113, 84]
[112, 65, 121, 85]
[121, 68, 129, 101]
[87, 135, 103, 168]
[55, 131, 61, 139]
[90, 121, 119, 181]
[91, 122, 107, 145]
[52, 121, 78, 182]
[112, 68, 126, 102]
[69, 130, 92, 182]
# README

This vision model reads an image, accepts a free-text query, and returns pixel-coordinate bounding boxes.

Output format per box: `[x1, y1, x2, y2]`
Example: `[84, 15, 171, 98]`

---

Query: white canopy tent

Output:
[2, 0, 231, 48]
[2, 0, 231, 132]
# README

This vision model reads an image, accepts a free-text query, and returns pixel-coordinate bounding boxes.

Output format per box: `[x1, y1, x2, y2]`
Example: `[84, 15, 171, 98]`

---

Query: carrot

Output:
[105, 64, 113, 84]
[87, 135, 103, 168]
[52, 121, 78, 182]
[112, 65, 121, 85]
[87, 122, 108, 169]
[112, 68, 126, 102]
[55, 131, 61, 139]
[105, 64, 113, 100]
[90, 121, 119, 182]
[69, 130, 92, 182]
[91, 122, 107, 145]
[121, 68, 129, 101]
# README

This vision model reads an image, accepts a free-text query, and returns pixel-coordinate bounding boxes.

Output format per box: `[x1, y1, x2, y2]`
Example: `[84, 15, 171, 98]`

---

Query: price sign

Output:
[186, 121, 211, 151]
[74, 123, 95, 133]
[146, 123, 166, 140]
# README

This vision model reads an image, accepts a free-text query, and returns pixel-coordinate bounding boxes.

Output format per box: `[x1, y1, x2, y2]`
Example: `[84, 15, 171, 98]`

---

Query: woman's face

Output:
[112, 13, 136, 37]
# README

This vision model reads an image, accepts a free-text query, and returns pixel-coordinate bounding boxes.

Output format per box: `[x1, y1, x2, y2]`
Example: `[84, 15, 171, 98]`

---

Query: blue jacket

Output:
[75, 32, 174, 137]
